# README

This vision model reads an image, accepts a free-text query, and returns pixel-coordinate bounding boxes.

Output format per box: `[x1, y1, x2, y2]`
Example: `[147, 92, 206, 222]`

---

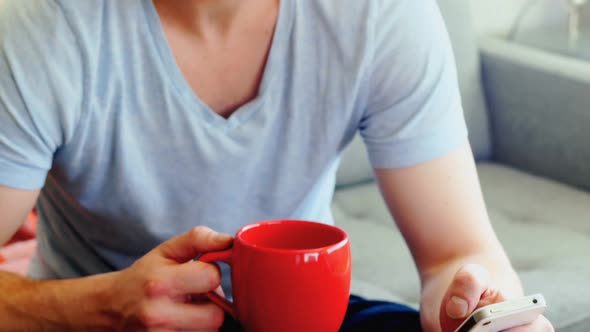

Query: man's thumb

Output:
[444, 264, 490, 319]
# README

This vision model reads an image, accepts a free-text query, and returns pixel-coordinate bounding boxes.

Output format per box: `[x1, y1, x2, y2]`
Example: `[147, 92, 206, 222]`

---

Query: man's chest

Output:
[158, 9, 278, 119]
[48, 87, 350, 237]
[172, 40, 274, 119]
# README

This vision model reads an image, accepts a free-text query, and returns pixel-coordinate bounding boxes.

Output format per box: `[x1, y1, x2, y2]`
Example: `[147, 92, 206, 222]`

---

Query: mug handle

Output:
[198, 249, 236, 318]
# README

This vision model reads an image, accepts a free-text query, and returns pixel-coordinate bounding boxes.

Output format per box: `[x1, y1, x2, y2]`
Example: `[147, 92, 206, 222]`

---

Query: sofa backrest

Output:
[336, 0, 492, 187]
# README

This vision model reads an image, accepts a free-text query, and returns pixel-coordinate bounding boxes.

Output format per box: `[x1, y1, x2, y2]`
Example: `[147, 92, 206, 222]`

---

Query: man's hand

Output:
[113, 226, 233, 331]
[374, 145, 554, 332]
[0, 226, 232, 332]
[439, 264, 554, 332]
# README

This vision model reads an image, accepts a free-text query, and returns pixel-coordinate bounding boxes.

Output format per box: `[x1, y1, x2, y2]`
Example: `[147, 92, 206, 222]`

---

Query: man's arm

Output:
[0, 185, 229, 331]
[0, 270, 123, 331]
[375, 143, 552, 332]
[0, 185, 114, 330]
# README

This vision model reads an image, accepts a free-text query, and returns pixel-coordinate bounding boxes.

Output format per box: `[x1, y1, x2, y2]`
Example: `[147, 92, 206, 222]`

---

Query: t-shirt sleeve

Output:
[0, 0, 83, 189]
[360, 0, 469, 169]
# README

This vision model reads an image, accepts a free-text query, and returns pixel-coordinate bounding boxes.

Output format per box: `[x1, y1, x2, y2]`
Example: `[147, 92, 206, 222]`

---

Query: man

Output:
[0, 0, 553, 331]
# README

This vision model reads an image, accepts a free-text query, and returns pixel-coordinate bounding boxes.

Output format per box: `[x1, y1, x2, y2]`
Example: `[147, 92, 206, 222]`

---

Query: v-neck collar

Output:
[143, 0, 293, 129]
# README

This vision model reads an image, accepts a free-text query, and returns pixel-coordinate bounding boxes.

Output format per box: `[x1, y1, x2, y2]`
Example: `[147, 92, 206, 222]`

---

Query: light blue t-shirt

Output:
[0, 0, 467, 282]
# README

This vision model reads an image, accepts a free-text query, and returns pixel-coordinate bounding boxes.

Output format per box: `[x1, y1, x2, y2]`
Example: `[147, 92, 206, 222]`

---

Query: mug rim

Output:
[236, 219, 349, 254]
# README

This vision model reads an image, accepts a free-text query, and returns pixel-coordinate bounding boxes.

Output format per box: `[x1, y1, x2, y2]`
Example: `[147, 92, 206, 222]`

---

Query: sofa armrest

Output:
[480, 38, 590, 192]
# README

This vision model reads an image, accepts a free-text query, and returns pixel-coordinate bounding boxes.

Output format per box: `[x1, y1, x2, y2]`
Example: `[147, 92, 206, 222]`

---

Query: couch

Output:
[333, 1, 590, 331]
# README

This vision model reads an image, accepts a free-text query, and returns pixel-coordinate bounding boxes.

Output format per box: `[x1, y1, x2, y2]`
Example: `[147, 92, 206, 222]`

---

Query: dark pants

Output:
[221, 295, 423, 332]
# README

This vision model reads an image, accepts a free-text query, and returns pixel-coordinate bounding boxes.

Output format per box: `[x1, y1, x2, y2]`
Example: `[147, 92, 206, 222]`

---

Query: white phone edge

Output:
[454, 294, 547, 332]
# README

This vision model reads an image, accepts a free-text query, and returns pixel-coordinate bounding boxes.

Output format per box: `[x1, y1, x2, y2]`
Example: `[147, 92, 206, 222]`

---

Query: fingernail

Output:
[447, 296, 469, 319]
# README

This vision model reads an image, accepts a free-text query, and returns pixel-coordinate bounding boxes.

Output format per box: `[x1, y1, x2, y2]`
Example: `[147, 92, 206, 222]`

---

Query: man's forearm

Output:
[0, 271, 121, 331]
[418, 252, 524, 332]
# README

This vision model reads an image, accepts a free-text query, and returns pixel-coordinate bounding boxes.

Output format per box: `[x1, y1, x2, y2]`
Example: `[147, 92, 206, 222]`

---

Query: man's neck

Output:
[153, 0, 275, 37]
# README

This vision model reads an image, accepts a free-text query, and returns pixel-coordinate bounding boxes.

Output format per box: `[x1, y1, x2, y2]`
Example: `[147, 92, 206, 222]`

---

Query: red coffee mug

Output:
[199, 220, 351, 332]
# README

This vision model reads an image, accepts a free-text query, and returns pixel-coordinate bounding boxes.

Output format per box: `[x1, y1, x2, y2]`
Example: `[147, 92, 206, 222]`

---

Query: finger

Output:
[166, 261, 222, 298]
[143, 300, 225, 331]
[477, 288, 506, 308]
[444, 264, 491, 320]
[188, 286, 226, 303]
[505, 315, 554, 332]
[156, 226, 233, 263]
[441, 290, 508, 332]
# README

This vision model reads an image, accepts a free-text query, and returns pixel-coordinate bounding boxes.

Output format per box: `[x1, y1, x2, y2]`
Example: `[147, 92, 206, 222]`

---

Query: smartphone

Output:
[454, 294, 546, 332]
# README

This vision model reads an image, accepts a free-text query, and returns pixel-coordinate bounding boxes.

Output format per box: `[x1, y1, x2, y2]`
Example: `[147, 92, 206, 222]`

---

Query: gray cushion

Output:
[333, 162, 590, 331]
[481, 38, 590, 192]
[336, 135, 374, 187]
[337, 0, 492, 187]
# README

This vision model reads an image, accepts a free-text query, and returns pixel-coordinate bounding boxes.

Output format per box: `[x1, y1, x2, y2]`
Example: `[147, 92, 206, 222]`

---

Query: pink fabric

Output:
[0, 240, 36, 275]
[0, 212, 38, 276]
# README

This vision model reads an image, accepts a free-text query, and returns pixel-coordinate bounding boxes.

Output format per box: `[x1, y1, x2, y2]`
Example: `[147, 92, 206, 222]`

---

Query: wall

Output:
[469, 0, 588, 37]
[470, 0, 528, 36]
